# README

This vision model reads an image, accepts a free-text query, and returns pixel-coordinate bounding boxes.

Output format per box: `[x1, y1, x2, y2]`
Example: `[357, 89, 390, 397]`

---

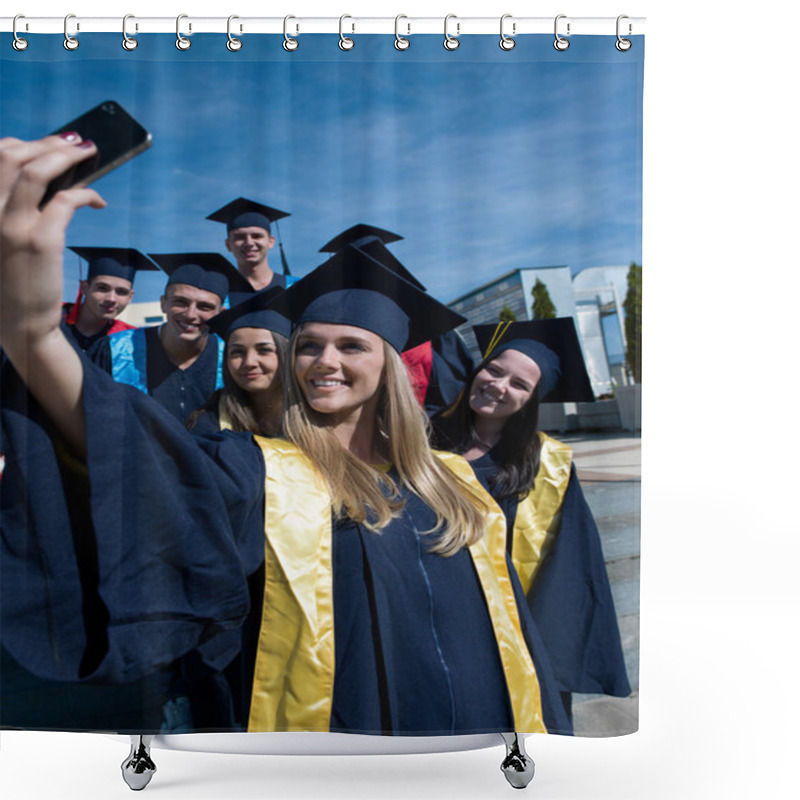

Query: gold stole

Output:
[247, 438, 547, 733]
[511, 434, 573, 595]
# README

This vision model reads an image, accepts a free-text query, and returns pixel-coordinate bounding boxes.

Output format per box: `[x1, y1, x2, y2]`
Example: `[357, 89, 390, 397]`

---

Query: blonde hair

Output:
[283, 329, 489, 556]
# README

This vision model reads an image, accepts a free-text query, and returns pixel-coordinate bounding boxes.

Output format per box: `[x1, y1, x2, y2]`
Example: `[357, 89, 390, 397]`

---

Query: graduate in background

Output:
[90, 252, 252, 423]
[207, 197, 296, 295]
[187, 287, 291, 436]
[0, 135, 570, 737]
[432, 318, 631, 724]
[318, 224, 475, 417]
[61, 246, 159, 351]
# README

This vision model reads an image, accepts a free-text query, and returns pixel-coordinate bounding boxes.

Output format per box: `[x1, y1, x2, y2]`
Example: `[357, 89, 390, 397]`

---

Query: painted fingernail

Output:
[77, 139, 96, 149]
[60, 131, 80, 142]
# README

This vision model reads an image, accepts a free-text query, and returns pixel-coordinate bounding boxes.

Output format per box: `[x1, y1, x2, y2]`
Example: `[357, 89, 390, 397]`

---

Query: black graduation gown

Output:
[89, 326, 222, 424]
[469, 450, 631, 703]
[424, 331, 475, 417]
[0, 355, 263, 732]
[1, 358, 569, 734]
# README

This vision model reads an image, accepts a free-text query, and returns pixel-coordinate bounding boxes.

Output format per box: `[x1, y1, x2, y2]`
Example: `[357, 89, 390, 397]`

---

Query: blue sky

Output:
[1, 33, 643, 305]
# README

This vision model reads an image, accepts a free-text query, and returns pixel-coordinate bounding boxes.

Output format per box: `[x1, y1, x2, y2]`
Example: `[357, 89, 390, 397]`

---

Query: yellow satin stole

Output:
[247, 438, 547, 734]
[511, 433, 573, 595]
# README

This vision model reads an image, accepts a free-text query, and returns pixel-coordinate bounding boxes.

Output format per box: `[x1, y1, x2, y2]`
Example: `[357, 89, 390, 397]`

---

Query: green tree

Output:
[531, 278, 556, 319]
[623, 262, 642, 383]
[499, 304, 517, 323]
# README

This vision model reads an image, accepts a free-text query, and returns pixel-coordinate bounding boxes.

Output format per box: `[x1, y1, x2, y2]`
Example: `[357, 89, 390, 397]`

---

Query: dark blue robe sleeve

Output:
[85, 334, 112, 372]
[526, 468, 631, 697]
[424, 330, 475, 417]
[1, 356, 265, 687]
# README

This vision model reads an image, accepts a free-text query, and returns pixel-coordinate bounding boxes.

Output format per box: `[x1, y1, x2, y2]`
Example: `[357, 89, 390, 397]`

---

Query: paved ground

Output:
[554, 431, 641, 737]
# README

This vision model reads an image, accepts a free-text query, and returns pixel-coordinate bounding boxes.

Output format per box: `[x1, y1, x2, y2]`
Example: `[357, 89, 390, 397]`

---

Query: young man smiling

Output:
[90, 253, 252, 423]
[207, 197, 295, 294]
[62, 247, 159, 351]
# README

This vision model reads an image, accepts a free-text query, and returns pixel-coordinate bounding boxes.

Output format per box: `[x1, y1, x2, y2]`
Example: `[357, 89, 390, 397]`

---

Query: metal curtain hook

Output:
[616, 15, 632, 51]
[444, 14, 460, 51]
[283, 15, 299, 51]
[394, 15, 410, 50]
[12, 14, 29, 51]
[176, 14, 191, 50]
[554, 14, 570, 51]
[339, 15, 354, 50]
[64, 13, 79, 50]
[227, 15, 242, 51]
[499, 14, 515, 50]
[122, 14, 138, 51]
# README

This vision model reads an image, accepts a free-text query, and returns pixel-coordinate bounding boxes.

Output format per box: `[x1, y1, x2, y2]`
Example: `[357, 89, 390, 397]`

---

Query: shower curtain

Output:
[0, 27, 643, 742]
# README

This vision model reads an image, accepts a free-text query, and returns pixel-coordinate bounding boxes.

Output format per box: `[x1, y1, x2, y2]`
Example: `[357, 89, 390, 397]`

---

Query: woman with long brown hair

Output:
[187, 288, 290, 437]
[432, 319, 631, 725]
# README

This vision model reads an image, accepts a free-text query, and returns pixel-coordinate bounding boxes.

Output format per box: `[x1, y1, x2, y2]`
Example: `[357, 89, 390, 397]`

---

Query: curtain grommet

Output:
[394, 15, 410, 51]
[554, 15, 570, 51]
[122, 14, 138, 51]
[226, 15, 243, 51]
[283, 15, 299, 51]
[499, 14, 516, 51]
[176, 14, 191, 51]
[444, 14, 460, 51]
[63, 14, 79, 51]
[12, 15, 28, 51]
[615, 15, 632, 51]
[339, 15, 354, 51]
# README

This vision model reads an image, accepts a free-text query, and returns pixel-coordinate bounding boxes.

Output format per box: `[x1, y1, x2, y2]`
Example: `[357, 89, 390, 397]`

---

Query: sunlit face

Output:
[226, 327, 280, 394]
[160, 284, 223, 344]
[294, 323, 385, 424]
[225, 226, 275, 270]
[80, 275, 134, 322]
[469, 349, 541, 423]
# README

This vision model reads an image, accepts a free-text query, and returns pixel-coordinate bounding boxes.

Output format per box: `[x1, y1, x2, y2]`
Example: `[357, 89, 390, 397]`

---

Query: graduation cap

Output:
[276, 244, 466, 353]
[148, 252, 253, 301]
[206, 197, 290, 233]
[207, 197, 293, 276]
[207, 286, 291, 341]
[472, 318, 594, 403]
[319, 224, 403, 254]
[318, 225, 426, 291]
[68, 246, 159, 284]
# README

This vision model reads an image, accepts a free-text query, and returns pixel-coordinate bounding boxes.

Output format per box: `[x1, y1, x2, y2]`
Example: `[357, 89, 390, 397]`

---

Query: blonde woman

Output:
[0, 135, 569, 747]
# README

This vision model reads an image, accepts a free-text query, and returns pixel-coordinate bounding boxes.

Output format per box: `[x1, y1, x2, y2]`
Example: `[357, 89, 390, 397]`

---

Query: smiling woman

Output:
[293, 323, 386, 442]
[432, 319, 631, 724]
[0, 136, 569, 750]
[188, 287, 291, 437]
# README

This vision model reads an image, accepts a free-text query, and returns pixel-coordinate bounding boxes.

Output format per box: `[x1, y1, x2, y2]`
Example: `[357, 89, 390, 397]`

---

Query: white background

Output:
[2, 1, 798, 798]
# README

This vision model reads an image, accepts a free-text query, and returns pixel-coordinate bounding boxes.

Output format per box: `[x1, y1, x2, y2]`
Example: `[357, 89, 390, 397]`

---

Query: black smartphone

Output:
[40, 100, 152, 206]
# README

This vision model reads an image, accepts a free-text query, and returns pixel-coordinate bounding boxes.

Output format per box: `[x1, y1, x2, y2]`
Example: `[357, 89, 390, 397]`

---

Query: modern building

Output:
[448, 264, 635, 416]
[117, 301, 165, 328]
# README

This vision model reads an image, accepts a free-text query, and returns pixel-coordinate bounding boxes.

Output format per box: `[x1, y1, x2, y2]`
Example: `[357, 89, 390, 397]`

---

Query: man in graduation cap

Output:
[61, 247, 159, 351]
[207, 197, 296, 292]
[319, 224, 475, 417]
[90, 253, 253, 424]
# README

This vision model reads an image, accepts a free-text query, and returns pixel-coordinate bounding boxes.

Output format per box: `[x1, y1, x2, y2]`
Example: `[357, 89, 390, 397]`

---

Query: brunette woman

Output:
[432, 319, 631, 724]
[187, 288, 290, 436]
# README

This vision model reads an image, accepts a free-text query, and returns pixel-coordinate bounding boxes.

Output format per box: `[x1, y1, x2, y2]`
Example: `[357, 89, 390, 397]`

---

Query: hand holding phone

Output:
[41, 100, 152, 206]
